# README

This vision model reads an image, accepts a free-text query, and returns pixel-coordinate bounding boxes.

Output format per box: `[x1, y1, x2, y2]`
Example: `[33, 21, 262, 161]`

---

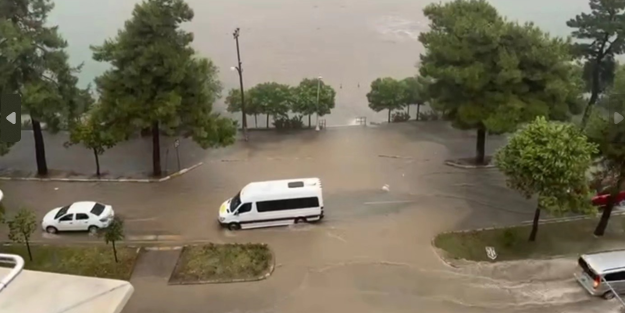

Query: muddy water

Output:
[50, 0, 588, 126]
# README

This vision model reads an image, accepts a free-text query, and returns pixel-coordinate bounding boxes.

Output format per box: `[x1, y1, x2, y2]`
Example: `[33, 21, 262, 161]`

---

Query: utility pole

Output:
[316, 76, 322, 131]
[232, 27, 248, 141]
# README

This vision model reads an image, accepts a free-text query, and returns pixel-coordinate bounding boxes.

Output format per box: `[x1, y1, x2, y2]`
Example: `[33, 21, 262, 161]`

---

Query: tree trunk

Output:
[387, 109, 392, 123]
[25, 237, 33, 261]
[267, 114, 270, 129]
[416, 104, 421, 121]
[528, 206, 541, 241]
[151, 121, 162, 177]
[93, 148, 101, 177]
[581, 58, 604, 128]
[594, 173, 625, 236]
[112, 240, 118, 263]
[254, 114, 258, 128]
[475, 127, 486, 165]
[32, 119, 48, 176]
[308, 114, 312, 128]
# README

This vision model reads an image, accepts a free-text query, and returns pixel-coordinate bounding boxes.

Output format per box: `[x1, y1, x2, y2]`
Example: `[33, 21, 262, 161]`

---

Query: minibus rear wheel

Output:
[295, 217, 307, 224]
[228, 223, 241, 231]
[603, 291, 616, 300]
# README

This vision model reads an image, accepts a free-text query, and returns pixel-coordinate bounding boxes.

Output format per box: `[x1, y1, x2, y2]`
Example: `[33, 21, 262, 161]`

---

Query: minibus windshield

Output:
[230, 192, 241, 212]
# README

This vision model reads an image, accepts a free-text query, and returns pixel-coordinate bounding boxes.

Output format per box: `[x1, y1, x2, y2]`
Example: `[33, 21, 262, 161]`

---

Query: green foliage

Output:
[249, 82, 292, 119]
[69, 110, 121, 155]
[567, 0, 625, 125]
[495, 116, 598, 215]
[0, 0, 85, 163]
[7, 207, 37, 261]
[419, 0, 582, 141]
[401, 76, 428, 107]
[292, 78, 336, 117]
[225, 88, 242, 113]
[91, 0, 235, 173]
[367, 77, 405, 113]
[101, 216, 124, 262]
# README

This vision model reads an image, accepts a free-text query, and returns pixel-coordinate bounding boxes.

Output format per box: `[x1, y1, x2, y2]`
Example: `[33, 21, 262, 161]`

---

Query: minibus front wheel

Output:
[228, 222, 241, 231]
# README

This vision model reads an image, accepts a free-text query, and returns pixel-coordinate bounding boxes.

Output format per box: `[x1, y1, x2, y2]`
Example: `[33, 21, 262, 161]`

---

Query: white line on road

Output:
[124, 217, 158, 223]
[363, 200, 416, 205]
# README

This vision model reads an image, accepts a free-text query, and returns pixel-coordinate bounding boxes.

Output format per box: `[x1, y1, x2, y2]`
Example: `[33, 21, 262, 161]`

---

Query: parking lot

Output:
[0, 123, 620, 313]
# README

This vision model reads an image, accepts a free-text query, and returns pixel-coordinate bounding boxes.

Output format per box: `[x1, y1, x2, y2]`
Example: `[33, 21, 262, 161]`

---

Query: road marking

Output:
[125, 217, 158, 223]
[127, 235, 157, 241]
[363, 200, 416, 205]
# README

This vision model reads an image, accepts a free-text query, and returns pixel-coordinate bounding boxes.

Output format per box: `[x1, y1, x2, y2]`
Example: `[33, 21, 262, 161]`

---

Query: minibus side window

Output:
[236, 203, 252, 215]
[605, 271, 625, 281]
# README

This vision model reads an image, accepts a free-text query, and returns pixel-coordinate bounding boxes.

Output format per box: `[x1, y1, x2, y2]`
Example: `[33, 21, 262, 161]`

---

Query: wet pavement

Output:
[0, 122, 620, 313]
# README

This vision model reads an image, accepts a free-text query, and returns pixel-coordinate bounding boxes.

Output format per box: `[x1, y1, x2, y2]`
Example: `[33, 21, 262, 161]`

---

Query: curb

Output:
[126, 247, 143, 280]
[167, 243, 276, 285]
[444, 160, 496, 169]
[430, 237, 458, 269]
[0, 162, 203, 183]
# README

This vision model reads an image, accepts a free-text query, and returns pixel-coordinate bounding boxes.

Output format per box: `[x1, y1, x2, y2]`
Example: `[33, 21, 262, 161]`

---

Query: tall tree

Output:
[419, 0, 583, 165]
[584, 65, 625, 236]
[92, 0, 236, 176]
[495, 117, 597, 241]
[567, 0, 625, 127]
[401, 76, 428, 120]
[292, 78, 336, 128]
[249, 82, 291, 128]
[0, 0, 84, 175]
[366, 77, 405, 123]
[225, 88, 261, 128]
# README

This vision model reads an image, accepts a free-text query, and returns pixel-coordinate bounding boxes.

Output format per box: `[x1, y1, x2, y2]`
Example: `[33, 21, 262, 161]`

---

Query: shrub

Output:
[392, 111, 410, 123]
[500, 228, 519, 248]
[418, 110, 440, 121]
[273, 115, 304, 130]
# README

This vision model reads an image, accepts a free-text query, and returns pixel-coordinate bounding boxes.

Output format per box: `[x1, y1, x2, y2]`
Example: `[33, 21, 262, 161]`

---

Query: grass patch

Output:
[434, 215, 625, 262]
[0, 245, 138, 280]
[171, 243, 272, 283]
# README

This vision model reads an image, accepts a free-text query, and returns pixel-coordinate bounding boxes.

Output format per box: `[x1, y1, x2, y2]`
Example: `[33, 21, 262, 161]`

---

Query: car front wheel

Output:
[46, 226, 58, 234]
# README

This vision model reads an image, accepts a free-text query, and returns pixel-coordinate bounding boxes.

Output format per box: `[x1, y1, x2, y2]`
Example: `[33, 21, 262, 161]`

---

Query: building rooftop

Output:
[0, 263, 134, 313]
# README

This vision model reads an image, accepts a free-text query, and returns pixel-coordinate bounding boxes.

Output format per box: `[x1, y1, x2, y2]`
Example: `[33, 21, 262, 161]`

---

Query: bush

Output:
[417, 110, 440, 121]
[392, 111, 410, 123]
[500, 228, 519, 248]
[273, 115, 304, 130]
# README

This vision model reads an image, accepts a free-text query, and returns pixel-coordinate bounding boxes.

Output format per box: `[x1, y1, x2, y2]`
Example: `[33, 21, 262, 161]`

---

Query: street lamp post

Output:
[232, 27, 248, 141]
[316, 76, 322, 131]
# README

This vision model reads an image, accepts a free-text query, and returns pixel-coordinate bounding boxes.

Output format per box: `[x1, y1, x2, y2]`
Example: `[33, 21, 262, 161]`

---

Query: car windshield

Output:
[54, 205, 70, 219]
[229, 192, 241, 212]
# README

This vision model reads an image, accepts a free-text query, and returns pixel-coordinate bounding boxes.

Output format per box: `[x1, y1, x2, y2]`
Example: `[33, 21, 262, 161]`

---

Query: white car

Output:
[42, 201, 115, 234]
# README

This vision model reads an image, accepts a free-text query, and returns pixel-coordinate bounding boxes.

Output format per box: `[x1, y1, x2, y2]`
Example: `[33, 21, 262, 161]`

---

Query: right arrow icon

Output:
[615, 112, 623, 125]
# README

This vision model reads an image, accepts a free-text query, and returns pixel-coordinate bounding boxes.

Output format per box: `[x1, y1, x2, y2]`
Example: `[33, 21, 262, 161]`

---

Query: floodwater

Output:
[49, 0, 589, 126]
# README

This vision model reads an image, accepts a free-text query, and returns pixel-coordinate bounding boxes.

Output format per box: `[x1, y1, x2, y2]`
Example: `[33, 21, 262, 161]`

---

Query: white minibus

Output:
[218, 178, 324, 230]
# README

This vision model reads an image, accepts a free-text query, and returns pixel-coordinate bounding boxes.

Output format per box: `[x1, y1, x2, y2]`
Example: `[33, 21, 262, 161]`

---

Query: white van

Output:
[218, 178, 324, 230]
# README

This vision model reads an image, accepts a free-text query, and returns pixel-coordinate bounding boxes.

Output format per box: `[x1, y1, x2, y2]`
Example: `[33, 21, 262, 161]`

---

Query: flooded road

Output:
[50, 0, 588, 126]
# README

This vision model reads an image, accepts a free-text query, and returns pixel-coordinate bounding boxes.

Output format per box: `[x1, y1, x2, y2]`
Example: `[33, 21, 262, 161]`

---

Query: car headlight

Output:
[218, 217, 225, 222]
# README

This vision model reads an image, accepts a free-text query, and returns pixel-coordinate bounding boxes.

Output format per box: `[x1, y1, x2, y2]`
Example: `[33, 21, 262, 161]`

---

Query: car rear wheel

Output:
[295, 217, 307, 224]
[603, 291, 616, 300]
[88, 226, 99, 235]
[228, 223, 241, 231]
[46, 226, 58, 234]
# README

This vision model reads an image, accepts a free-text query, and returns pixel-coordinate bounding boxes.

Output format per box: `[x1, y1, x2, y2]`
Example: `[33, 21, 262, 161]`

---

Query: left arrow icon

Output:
[6, 112, 16, 125]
